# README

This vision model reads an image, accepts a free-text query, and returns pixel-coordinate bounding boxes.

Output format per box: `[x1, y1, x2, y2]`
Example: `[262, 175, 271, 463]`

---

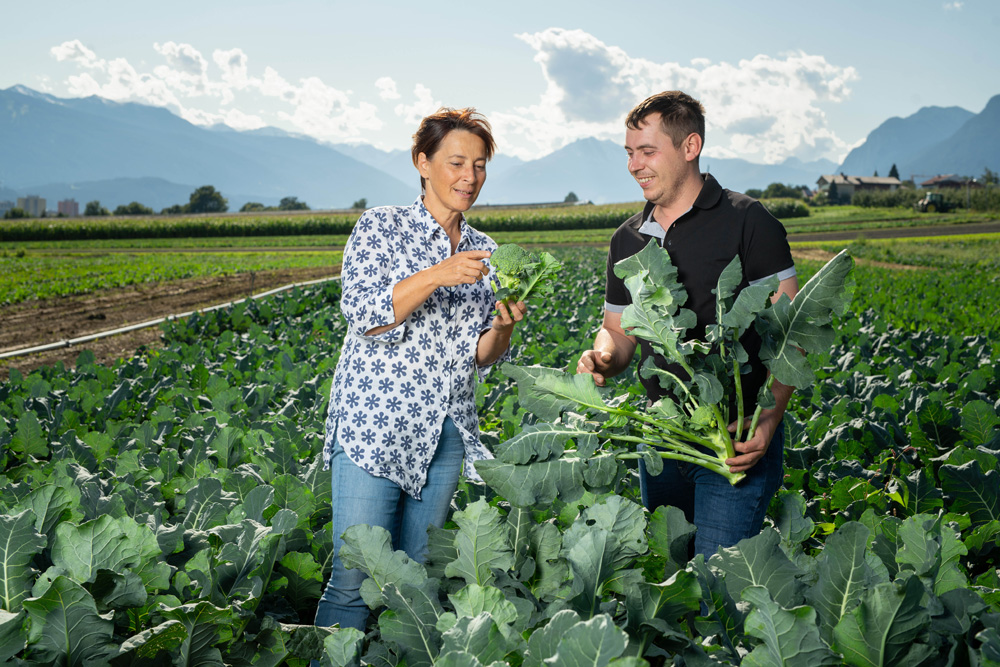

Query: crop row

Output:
[0, 248, 998, 664]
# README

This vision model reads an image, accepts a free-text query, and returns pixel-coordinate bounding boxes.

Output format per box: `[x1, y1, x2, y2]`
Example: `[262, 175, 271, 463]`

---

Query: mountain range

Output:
[1, 85, 997, 211]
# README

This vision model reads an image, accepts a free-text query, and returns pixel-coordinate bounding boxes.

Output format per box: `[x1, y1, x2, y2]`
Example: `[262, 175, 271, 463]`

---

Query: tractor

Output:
[915, 192, 954, 213]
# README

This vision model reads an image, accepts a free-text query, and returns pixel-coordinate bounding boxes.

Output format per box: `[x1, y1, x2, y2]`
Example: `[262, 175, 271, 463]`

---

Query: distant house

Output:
[0, 200, 14, 216]
[816, 174, 902, 199]
[919, 174, 980, 189]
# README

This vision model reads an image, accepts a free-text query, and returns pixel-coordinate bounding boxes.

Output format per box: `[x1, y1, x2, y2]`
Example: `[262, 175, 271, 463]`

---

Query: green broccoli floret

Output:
[490, 243, 562, 307]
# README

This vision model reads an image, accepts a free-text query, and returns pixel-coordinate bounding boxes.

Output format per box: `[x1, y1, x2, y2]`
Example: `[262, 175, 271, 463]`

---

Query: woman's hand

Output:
[491, 300, 527, 334]
[476, 300, 526, 366]
[430, 250, 491, 288]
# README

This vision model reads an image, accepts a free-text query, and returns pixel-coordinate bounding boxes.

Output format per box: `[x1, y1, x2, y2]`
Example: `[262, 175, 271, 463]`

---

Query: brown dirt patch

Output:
[0, 266, 339, 379]
[791, 248, 924, 271]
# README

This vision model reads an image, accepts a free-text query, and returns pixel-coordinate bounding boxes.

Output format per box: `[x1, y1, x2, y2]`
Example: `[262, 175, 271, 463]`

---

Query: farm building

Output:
[816, 174, 902, 199]
[920, 174, 981, 189]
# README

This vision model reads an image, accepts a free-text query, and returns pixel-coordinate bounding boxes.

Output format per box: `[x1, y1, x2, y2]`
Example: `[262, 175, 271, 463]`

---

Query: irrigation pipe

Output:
[0, 275, 340, 361]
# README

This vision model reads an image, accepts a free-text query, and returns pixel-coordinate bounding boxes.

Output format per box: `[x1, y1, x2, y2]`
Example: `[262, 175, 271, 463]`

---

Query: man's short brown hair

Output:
[626, 91, 705, 148]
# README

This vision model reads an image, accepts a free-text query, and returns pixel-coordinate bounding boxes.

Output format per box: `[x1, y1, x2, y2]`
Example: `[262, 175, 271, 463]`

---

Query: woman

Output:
[315, 108, 526, 631]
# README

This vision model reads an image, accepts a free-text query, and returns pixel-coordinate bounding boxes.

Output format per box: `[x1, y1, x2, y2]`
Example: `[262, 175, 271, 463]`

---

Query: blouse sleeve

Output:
[339, 209, 408, 343]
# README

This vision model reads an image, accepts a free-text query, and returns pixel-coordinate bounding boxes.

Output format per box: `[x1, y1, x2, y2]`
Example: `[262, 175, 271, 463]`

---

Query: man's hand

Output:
[725, 411, 781, 474]
[577, 349, 617, 386]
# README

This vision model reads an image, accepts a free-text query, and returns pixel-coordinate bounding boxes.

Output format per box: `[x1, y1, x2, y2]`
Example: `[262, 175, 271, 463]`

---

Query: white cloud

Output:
[944, 2, 964, 9]
[375, 76, 400, 100]
[394, 84, 440, 124]
[505, 28, 859, 163]
[49, 40, 384, 141]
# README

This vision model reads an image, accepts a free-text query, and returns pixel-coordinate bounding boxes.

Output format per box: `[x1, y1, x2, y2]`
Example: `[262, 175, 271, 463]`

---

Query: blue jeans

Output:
[314, 416, 465, 631]
[639, 423, 784, 559]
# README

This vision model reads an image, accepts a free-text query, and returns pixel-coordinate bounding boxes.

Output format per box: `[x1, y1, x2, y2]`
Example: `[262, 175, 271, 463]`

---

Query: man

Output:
[577, 91, 799, 558]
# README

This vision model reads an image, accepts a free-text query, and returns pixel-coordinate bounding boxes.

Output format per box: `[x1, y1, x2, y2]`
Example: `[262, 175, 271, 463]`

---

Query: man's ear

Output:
[684, 133, 702, 163]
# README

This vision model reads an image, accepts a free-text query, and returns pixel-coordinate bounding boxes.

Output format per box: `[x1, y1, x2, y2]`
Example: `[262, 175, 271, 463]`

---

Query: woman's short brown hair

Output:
[411, 107, 496, 190]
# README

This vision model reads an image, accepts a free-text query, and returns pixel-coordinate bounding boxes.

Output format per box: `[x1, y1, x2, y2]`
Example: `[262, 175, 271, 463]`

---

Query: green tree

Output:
[352, 198, 368, 210]
[188, 185, 228, 213]
[84, 200, 110, 216]
[745, 188, 764, 199]
[564, 191, 579, 203]
[762, 182, 805, 199]
[161, 204, 187, 215]
[3, 207, 26, 219]
[889, 163, 900, 179]
[828, 182, 840, 204]
[279, 196, 310, 211]
[981, 167, 999, 186]
[873, 169, 879, 177]
[113, 201, 154, 216]
[240, 202, 266, 212]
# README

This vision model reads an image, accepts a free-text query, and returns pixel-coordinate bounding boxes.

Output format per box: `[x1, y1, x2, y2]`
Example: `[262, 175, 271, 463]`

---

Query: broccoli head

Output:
[490, 243, 562, 307]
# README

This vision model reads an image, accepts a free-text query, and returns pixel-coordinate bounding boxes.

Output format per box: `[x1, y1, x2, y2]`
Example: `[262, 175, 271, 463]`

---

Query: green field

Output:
[0, 250, 342, 306]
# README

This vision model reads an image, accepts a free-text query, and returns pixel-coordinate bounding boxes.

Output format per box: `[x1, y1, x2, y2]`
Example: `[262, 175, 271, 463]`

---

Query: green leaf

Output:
[182, 477, 238, 530]
[741, 586, 839, 667]
[378, 580, 445, 667]
[710, 527, 804, 609]
[527, 521, 571, 602]
[322, 627, 365, 667]
[212, 519, 282, 604]
[50, 514, 165, 588]
[0, 609, 25, 662]
[646, 505, 696, 576]
[495, 423, 594, 465]
[961, 400, 999, 445]
[939, 461, 1000, 527]
[563, 495, 647, 572]
[158, 600, 234, 667]
[563, 526, 618, 618]
[114, 620, 188, 665]
[803, 522, 875, 641]
[444, 500, 515, 587]
[339, 524, 428, 609]
[832, 575, 935, 667]
[448, 584, 519, 639]
[501, 364, 614, 423]
[756, 250, 853, 388]
[624, 569, 701, 638]
[0, 509, 46, 612]
[895, 513, 968, 596]
[23, 575, 116, 666]
[440, 613, 509, 665]
[524, 609, 581, 667]
[475, 457, 586, 508]
[547, 614, 629, 667]
[90, 569, 148, 611]
[773, 490, 814, 551]
[901, 469, 944, 515]
[11, 411, 48, 458]
[276, 551, 324, 613]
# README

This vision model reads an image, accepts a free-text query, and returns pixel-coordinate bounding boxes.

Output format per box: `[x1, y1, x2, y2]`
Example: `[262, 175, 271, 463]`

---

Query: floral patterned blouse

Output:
[322, 198, 504, 499]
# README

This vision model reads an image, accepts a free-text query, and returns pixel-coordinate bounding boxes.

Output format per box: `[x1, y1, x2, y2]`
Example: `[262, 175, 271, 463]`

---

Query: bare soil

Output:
[791, 248, 925, 271]
[0, 266, 339, 379]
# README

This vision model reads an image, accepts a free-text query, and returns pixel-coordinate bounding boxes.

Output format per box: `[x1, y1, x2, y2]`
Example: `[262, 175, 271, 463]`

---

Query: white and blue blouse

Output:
[322, 198, 505, 499]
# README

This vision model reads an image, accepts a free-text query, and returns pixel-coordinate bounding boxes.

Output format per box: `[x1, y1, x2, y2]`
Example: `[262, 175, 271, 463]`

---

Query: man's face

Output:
[624, 113, 693, 209]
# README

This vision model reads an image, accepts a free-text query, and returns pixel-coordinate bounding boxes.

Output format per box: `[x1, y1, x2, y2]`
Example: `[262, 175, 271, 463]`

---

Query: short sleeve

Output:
[742, 203, 796, 284]
[339, 210, 407, 343]
[604, 230, 631, 313]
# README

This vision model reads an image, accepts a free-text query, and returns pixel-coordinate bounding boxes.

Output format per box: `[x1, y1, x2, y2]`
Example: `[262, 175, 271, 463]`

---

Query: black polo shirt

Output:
[605, 173, 796, 413]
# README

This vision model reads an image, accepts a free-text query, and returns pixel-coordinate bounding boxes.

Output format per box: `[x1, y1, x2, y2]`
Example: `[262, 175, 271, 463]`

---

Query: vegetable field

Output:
[1, 246, 999, 665]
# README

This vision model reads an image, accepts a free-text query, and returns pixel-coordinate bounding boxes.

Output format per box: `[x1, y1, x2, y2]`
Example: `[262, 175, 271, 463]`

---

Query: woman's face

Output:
[418, 130, 488, 221]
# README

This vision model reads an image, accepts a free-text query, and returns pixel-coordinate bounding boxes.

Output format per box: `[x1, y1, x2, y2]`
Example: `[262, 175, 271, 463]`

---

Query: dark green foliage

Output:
[761, 198, 810, 218]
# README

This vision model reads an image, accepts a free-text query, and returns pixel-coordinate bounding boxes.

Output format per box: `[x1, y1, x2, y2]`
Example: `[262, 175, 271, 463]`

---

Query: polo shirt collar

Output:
[412, 196, 472, 248]
[630, 172, 723, 239]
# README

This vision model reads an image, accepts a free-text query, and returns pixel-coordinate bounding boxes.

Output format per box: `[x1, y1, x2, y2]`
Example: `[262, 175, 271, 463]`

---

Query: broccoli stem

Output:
[745, 374, 774, 443]
[733, 357, 745, 443]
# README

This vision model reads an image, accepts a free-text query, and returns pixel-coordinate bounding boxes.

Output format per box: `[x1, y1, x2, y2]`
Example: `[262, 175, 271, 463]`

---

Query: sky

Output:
[2, 0, 997, 165]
